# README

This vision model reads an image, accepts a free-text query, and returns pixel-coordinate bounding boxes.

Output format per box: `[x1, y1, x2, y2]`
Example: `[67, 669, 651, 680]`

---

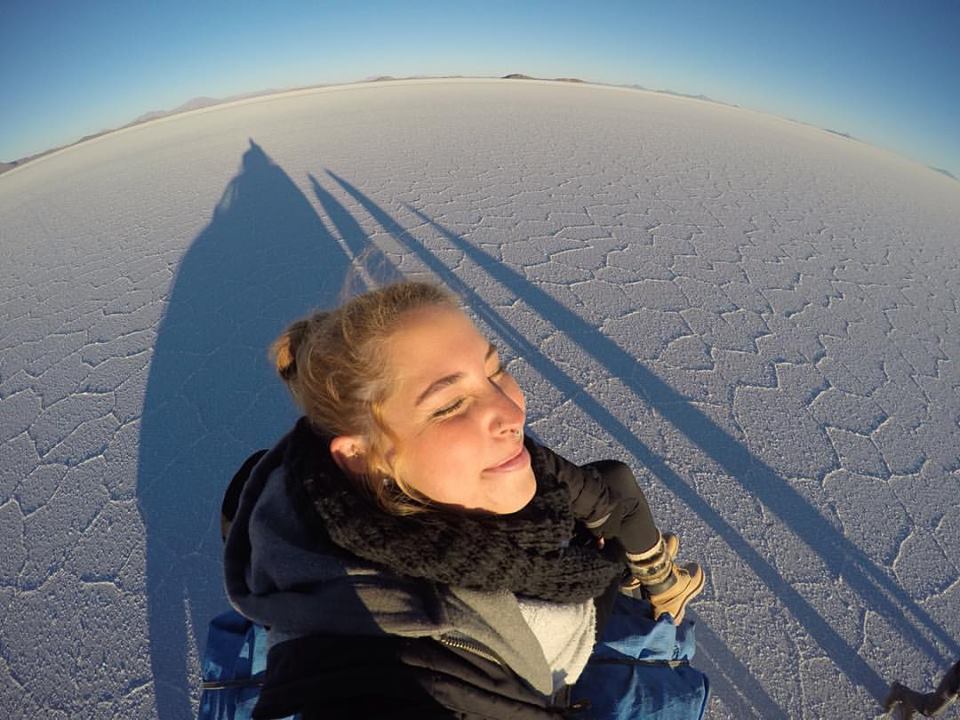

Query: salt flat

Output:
[1, 78, 958, 719]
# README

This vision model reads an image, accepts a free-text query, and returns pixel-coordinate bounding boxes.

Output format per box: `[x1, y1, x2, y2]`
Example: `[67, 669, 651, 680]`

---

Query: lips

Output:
[486, 445, 530, 472]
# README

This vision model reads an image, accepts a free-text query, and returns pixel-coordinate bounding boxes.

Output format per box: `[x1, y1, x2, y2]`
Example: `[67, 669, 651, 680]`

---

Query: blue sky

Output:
[2, 0, 958, 176]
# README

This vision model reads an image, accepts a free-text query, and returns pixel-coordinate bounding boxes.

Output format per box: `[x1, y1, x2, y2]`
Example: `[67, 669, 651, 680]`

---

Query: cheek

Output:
[401, 425, 482, 496]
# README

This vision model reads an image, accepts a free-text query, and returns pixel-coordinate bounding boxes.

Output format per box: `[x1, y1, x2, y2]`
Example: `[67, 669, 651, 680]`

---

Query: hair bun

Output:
[273, 319, 311, 380]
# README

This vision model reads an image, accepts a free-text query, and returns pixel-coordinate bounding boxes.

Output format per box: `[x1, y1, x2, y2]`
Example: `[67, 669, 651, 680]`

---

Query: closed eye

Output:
[432, 399, 464, 418]
[432, 363, 506, 418]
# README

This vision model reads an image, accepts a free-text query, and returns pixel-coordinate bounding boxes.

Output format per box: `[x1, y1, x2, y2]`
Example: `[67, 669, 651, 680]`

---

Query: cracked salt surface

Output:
[1, 78, 958, 719]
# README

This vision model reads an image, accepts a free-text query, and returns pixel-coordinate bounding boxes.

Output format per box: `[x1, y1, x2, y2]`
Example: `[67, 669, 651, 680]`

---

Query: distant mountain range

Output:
[0, 87, 294, 175]
[130, 96, 225, 124]
[2, 74, 956, 183]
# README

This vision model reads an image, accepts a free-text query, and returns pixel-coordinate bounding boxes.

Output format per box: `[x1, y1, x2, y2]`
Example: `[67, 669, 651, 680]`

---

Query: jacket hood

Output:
[223, 418, 560, 695]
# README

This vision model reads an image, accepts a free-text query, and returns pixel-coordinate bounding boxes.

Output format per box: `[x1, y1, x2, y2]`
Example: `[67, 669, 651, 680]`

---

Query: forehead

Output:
[385, 306, 490, 390]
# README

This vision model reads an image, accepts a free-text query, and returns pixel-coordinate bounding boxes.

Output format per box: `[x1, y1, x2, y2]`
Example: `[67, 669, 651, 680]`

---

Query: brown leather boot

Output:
[624, 532, 705, 625]
[663, 532, 679, 560]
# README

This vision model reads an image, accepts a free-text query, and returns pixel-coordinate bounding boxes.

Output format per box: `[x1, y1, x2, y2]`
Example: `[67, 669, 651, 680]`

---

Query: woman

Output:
[223, 281, 704, 718]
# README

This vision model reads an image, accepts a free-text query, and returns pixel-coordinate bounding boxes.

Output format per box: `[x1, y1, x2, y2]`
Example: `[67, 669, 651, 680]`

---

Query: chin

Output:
[495, 472, 537, 514]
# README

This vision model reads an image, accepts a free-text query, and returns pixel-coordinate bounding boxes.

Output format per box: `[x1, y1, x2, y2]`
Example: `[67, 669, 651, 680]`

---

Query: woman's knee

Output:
[584, 460, 637, 499]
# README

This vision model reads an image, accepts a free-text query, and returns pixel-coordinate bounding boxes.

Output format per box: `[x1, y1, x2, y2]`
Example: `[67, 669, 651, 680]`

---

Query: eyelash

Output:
[432, 363, 506, 418]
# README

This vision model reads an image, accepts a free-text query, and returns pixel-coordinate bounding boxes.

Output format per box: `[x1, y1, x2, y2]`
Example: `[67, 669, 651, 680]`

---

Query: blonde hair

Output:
[271, 280, 459, 515]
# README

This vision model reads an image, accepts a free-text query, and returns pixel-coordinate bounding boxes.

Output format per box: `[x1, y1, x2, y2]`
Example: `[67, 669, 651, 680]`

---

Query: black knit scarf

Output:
[287, 418, 623, 604]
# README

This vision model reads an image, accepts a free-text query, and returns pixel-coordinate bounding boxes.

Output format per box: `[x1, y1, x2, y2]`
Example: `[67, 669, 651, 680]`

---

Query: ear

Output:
[330, 435, 368, 476]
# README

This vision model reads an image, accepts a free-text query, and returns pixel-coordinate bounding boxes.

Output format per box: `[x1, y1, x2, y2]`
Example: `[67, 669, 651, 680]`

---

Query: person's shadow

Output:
[136, 140, 353, 718]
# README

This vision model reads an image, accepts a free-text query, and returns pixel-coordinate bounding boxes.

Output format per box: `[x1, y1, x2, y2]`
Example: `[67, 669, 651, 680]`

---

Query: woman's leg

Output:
[583, 460, 705, 625]
[581, 459, 660, 553]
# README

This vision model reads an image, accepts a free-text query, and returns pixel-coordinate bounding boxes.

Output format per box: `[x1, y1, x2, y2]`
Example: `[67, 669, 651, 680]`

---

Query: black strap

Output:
[590, 656, 690, 669]
[201, 674, 266, 691]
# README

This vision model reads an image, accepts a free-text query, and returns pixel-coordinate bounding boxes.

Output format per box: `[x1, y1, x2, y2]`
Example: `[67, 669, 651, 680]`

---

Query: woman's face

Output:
[377, 305, 536, 514]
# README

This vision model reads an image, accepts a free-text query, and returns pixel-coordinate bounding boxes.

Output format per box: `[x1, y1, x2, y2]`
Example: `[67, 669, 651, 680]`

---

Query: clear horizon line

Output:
[2, 73, 957, 183]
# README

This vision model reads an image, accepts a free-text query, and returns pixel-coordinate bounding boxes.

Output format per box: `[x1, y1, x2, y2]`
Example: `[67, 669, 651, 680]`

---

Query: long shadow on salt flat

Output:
[396, 207, 960, 688]
[309, 174, 405, 287]
[325, 171, 786, 716]
[328, 171, 959, 705]
[137, 141, 354, 719]
[689, 611, 785, 719]
[396, 204, 960, 690]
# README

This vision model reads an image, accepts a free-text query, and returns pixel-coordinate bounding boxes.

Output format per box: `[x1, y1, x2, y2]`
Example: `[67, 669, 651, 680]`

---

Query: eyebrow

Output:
[414, 343, 498, 407]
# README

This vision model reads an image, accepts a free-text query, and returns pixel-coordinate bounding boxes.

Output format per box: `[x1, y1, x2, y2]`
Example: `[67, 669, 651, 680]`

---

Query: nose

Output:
[487, 378, 525, 437]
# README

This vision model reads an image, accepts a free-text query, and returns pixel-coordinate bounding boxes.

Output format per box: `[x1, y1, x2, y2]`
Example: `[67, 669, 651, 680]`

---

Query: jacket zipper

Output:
[439, 635, 591, 717]
[437, 634, 504, 667]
